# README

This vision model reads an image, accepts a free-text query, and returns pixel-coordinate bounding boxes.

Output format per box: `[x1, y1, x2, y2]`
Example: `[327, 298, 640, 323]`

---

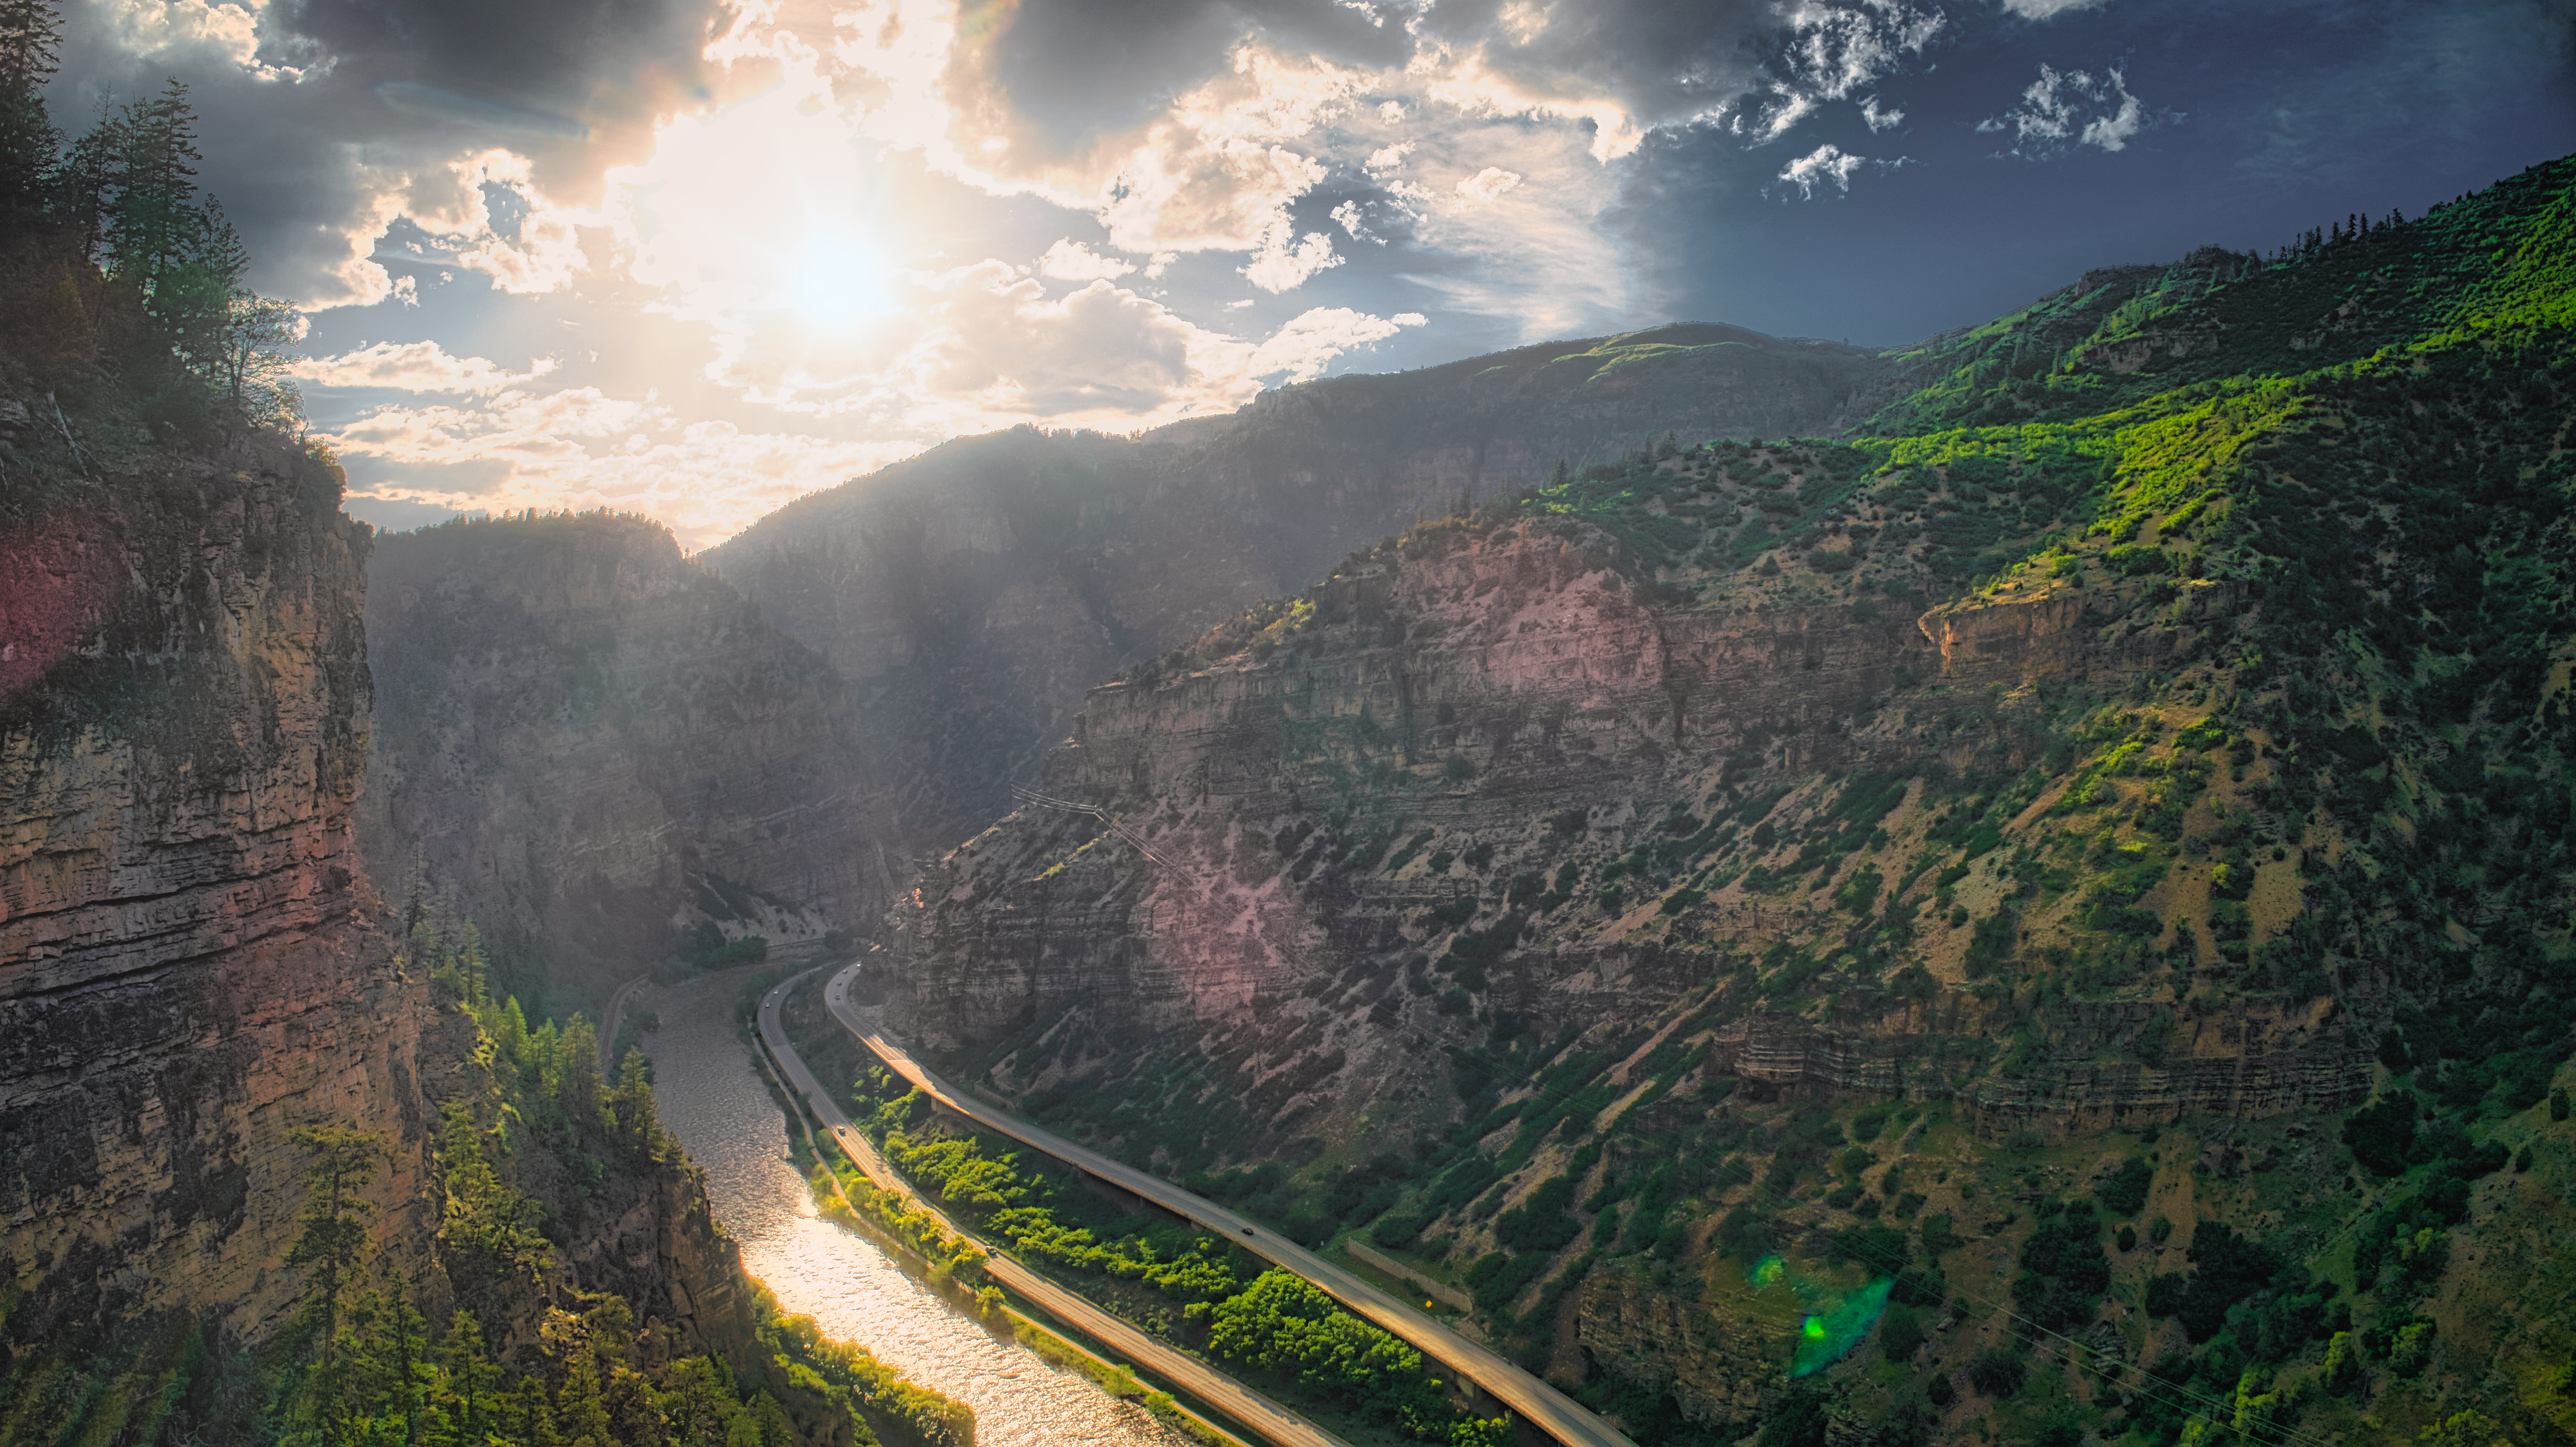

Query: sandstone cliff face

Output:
[706, 325, 1889, 860]
[0, 440, 431, 1343]
[362, 515, 895, 999]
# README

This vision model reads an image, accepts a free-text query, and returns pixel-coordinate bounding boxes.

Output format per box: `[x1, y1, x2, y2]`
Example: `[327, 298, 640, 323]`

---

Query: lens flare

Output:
[1791, 1277, 1893, 1377]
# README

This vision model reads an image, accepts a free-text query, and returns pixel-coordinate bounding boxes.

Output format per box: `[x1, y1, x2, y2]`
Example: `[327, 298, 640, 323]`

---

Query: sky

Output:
[50, 0, 2576, 546]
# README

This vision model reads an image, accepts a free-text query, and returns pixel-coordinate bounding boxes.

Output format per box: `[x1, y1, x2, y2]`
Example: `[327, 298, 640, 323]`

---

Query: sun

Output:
[611, 73, 905, 331]
[785, 231, 888, 325]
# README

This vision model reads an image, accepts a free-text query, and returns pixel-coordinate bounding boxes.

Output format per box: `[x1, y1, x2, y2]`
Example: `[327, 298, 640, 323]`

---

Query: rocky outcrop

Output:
[1573, 1260, 1787, 1431]
[361, 515, 895, 997]
[706, 324, 1890, 859]
[1698, 999, 2371, 1130]
[0, 438, 432, 1344]
[1917, 576, 2238, 688]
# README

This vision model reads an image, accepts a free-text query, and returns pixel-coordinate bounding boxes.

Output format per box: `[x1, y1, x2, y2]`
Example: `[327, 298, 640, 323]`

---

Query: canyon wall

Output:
[362, 515, 896, 1002]
[0, 436, 433, 1344]
[706, 324, 1891, 861]
[874, 469, 2368, 1164]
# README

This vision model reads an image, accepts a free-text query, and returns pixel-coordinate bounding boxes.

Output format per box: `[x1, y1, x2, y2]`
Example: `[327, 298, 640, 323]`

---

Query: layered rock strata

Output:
[0, 440, 430, 1342]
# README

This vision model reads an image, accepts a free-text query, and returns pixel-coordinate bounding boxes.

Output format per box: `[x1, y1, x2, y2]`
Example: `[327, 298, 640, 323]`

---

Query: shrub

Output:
[2343, 1094, 2419, 1177]
[1494, 1176, 1581, 1253]
[2094, 1157, 2154, 1217]
[1966, 1348, 2028, 1398]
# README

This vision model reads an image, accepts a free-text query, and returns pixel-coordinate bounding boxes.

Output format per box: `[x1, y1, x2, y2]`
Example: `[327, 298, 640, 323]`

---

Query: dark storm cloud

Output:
[276, 0, 721, 142]
[986, 0, 1400, 134]
[46, 0, 729, 303]
[977, 0, 1921, 157]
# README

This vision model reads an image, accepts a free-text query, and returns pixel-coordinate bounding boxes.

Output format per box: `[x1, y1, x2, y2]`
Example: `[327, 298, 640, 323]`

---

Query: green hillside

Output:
[897, 155, 2576, 1447]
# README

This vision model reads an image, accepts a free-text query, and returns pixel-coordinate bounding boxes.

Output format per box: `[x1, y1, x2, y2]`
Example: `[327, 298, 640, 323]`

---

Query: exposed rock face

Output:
[0, 442, 431, 1342]
[706, 324, 1889, 860]
[362, 515, 895, 997]
[1573, 1261, 1787, 1431]
[1702, 999, 2370, 1135]
[877, 469, 2367, 1160]
[876, 514, 1931, 1148]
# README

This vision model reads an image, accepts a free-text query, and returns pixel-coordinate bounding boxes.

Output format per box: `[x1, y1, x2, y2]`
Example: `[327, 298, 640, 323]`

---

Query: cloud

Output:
[1453, 166, 1524, 204]
[1244, 306, 1424, 382]
[333, 399, 916, 550]
[1778, 143, 1864, 197]
[1038, 238, 1139, 281]
[1240, 225, 1343, 292]
[1997, 0, 2110, 17]
[1739, 0, 1944, 143]
[1983, 63, 2159, 156]
[291, 341, 560, 394]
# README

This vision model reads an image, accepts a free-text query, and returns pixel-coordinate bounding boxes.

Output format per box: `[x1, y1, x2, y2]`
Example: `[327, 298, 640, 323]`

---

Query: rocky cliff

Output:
[0, 431, 433, 1348]
[0, 436, 866, 1447]
[705, 324, 1891, 862]
[362, 514, 896, 1002]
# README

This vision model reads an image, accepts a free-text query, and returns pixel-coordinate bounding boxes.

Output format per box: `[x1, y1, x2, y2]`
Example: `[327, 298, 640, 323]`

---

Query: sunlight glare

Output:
[789, 232, 887, 324]
[613, 68, 905, 333]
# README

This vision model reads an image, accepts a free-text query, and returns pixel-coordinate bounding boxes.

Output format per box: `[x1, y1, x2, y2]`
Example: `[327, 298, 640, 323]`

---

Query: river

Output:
[638, 970, 1189, 1447]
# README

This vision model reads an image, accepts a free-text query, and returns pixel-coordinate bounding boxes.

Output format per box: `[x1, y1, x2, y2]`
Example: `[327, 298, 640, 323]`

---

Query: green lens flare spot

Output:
[1790, 1277, 1894, 1377]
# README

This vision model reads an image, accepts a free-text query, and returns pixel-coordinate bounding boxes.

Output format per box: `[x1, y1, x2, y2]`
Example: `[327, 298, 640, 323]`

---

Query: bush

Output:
[2343, 1094, 2419, 1177]
[2095, 1157, 2153, 1217]
[1494, 1176, 1581, 1253]
[1966, 1348, 2028, 1398]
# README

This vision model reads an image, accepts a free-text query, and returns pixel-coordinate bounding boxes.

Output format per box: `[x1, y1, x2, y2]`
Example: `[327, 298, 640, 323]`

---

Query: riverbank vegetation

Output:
[783, 1011, 1510, 1447]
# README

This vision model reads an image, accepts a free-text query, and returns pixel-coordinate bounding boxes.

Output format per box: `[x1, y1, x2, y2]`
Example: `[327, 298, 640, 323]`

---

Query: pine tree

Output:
[555, 1352, 612, 1447]
[434, 1309, 499, 1447]
[513, 1374, 566, 1447]
[284, 1126, 388, 1362]
[105, 79, 206, 293]
[559, 1015, 602, 1122]
[0, 0, 57, 222]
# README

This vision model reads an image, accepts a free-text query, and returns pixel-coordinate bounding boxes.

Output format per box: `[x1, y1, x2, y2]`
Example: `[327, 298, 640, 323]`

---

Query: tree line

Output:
[0, 0, 302, 434]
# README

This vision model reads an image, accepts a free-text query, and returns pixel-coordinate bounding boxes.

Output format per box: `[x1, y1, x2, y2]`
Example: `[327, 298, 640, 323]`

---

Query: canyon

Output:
[362, 513, 898, 1000]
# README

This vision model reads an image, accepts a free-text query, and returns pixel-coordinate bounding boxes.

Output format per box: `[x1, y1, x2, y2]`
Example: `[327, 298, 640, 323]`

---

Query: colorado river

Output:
[638, 971, 1189, 1447]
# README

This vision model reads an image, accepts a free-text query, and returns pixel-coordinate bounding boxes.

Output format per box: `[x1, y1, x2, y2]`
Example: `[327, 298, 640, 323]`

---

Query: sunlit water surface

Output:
[639, 972, 1186, 1447]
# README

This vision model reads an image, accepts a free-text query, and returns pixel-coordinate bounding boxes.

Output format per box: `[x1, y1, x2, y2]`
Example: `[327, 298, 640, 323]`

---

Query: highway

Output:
[819, 962, 1641, 1447]
[600, 974, 649, 1076]
[754, 971, 1352, 1447]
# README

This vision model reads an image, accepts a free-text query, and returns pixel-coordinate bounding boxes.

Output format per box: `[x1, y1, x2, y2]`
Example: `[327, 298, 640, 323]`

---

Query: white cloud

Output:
[1038, 238, 1138, 281]
[94, 0, 303, 78]
[333, 396, 916, 549]
[1241, 307, 1419, 382]
[1740, 1, 1943, 143]
[1453, 166, 1525, 205]
[1998, 0, 2110, 16]
[1778, 143, 1866, 198]
[291, 341, 560, 394]
[1239, 225, 1343, 293]
[1985, 63, 2159, 156]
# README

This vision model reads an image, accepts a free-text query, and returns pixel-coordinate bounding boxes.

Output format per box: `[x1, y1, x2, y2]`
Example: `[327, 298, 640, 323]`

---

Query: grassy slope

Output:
[1024, 156, 2576, 1447]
